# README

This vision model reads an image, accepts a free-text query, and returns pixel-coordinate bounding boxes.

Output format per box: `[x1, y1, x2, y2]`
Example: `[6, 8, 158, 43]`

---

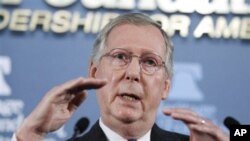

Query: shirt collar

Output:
[99, 118, 151, 141]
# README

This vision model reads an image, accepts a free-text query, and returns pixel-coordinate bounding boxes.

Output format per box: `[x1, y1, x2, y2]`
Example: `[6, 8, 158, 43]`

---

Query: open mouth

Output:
[119, 93, 141, 102]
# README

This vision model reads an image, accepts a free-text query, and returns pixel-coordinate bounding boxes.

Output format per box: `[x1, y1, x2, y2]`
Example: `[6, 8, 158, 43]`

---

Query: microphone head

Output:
[224, 116, 240, 129]
[74, 117, 90, 134]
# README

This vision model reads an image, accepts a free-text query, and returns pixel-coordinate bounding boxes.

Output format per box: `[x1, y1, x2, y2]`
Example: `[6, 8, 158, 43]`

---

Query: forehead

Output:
[106, 24, 166, 57]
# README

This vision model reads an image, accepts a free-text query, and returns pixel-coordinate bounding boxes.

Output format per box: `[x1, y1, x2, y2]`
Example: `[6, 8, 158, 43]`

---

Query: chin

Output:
[119, 117, 137, 124]
[115, 113, 141, 124]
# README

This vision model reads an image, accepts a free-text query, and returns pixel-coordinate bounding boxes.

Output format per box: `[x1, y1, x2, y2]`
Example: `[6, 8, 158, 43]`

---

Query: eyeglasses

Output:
[100, 48, 165, 75]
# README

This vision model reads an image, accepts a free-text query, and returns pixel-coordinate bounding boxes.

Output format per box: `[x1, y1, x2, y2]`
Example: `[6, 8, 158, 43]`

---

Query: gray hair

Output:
[91, 13, 173, 78]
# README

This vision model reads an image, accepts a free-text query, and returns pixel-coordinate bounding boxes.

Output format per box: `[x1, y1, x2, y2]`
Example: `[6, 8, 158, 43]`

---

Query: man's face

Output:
[89, 24, 170, 125]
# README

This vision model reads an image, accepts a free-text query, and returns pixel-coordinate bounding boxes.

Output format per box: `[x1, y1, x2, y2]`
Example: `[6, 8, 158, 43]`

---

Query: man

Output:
[14, 13, 229, 141]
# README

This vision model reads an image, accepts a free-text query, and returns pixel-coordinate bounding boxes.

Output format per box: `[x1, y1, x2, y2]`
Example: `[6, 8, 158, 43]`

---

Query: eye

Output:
[142, 57, 157, 67]
[112, 52, 128, 61]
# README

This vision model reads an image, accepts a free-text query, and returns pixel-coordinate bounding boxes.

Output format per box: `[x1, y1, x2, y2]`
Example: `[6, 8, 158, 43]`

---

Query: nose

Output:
[125, 57, 141, 82]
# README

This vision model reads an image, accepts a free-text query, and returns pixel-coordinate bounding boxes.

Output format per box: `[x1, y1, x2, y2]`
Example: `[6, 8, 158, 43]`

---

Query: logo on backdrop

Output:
[0, 55, 66, 141]
[169, 63, 204, 101]
[0, 55, 24, 141]
[0, 56, 12, 96]
[0, 55, 67, 141]
[156, 63, 220, 134]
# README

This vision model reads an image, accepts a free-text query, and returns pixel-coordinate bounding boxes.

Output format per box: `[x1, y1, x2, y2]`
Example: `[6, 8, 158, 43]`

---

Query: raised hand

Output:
[163, 108, 229, 141]
[16, 77, 107, 141]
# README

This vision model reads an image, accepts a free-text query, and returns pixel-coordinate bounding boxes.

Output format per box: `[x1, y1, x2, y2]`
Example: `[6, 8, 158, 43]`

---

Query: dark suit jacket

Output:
[71, 120, 189, 141]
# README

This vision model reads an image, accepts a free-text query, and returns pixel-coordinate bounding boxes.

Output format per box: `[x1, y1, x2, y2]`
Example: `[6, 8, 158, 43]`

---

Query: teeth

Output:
[122, 95, 136, 101]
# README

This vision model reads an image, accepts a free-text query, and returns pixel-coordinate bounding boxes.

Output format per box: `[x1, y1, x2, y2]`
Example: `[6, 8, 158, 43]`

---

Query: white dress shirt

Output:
[11, 134, 17, 141]
[99, 118, 151, 141]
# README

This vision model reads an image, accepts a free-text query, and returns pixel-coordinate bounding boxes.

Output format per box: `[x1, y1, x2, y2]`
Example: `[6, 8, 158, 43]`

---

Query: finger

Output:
[68, 91, 87, 112]
[189, 124, 221, 139]
[163, 108, 198, 117]
[65, 77, 107, 94]
[46, 77, 106, 102]
[56, 93, 75, 104]
[189, 124, 230, 141]
[190, 124, 213, 133]
[163, 108, 200, 124]
[167, 111, 200, 124]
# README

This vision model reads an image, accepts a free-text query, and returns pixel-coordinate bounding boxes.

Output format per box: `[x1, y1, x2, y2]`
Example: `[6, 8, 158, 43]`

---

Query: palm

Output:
[32, 90, 85, 132]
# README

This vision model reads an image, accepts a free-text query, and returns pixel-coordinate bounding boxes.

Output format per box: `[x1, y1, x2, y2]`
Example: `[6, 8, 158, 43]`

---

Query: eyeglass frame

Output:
[99, 48, 166, 75]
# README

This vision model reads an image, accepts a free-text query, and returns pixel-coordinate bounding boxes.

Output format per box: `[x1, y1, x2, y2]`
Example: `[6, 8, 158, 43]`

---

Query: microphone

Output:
[224, 116, 241, 129]
[71, 117, 90, 140]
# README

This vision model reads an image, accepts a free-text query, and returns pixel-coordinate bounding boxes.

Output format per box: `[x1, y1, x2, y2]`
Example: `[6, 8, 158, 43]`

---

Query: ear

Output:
[88, 61, 97, 78]
[161, 79, 171, 100]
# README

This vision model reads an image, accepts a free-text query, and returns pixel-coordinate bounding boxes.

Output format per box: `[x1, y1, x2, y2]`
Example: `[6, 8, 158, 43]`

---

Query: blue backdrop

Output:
[1, 0, 250, 140]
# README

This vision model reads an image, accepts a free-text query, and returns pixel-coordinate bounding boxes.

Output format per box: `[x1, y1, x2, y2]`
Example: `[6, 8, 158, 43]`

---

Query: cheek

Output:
[95, 62, 120, 83]
[95, 63, 110, 79]
[96, 90, 108, 105]
[95, 62, 123, 90]
[95, 63, 119, 103]
[95, 64, 112, 105]
[144, 77, 165, 103]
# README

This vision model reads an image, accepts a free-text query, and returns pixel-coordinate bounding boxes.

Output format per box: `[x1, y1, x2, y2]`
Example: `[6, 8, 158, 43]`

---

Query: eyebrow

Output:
[113, 47, 163, 56]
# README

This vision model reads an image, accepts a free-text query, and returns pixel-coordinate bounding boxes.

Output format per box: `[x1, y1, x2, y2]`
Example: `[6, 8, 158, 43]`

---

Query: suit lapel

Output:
[150, 124, 164, 141]
[150, 124, 189, 141]
[74, 120, 108, 141]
